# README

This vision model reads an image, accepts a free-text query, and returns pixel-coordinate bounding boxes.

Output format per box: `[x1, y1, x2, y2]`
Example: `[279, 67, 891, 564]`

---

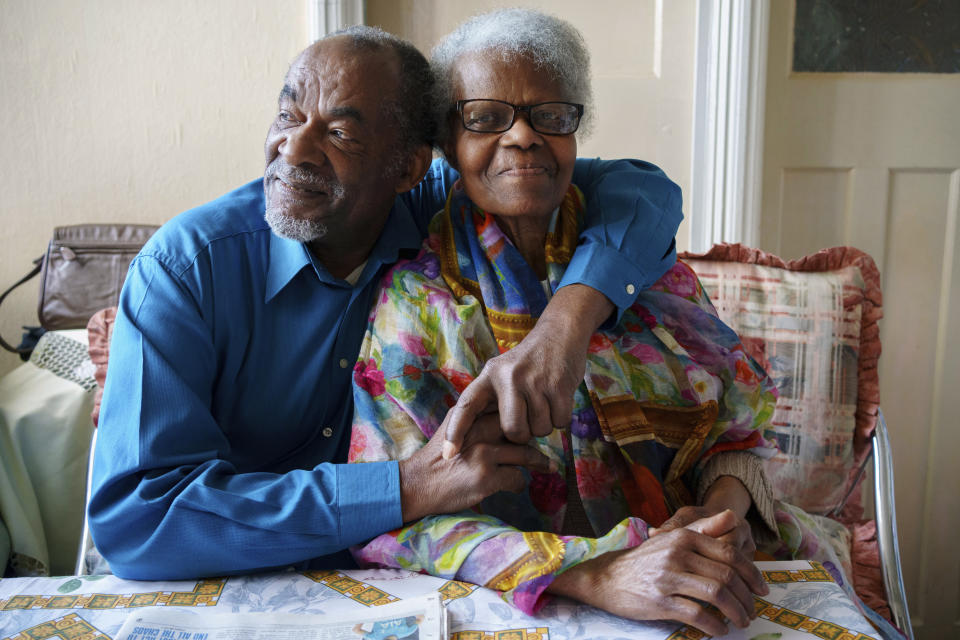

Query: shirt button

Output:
[339, 358, 349, 369]
[626, 283, 636, 295]
[322, 427, 334, 438]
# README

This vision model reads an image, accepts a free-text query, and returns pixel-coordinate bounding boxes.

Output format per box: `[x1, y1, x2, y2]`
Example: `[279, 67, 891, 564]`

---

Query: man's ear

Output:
[394, 144, 434, 194]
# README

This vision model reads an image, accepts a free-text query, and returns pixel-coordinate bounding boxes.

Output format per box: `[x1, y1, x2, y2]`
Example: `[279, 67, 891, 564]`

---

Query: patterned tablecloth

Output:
[0, 561, 885, 640]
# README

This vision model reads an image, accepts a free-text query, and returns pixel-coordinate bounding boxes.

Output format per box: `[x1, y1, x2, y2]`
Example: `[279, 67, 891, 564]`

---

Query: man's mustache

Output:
[266, 161, 345, 197]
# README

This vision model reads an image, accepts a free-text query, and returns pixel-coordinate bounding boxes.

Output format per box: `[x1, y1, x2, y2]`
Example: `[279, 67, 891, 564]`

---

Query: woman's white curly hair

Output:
[430, 7, 594, 149]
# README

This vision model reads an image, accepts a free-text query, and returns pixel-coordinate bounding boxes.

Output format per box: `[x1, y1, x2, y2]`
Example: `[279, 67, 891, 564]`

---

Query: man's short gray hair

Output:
[430, 8, 594, 148]
[327, 25, 435, 174]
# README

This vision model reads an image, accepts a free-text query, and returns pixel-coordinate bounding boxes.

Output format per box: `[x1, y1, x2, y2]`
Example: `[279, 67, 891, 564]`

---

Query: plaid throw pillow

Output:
[681, 245, 882, 517]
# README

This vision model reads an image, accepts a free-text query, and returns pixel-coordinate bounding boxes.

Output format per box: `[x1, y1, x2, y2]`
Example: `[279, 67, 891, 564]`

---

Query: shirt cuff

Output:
[558, 243, 645, 324]
[511, 516, 649, 615]
[696, 451, 779, 537]
[334, 460, 404, 545]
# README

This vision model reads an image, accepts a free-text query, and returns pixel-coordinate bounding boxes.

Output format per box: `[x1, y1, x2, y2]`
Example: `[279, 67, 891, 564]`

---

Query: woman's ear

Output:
[441, 124, 460, 172]
[441, 140, 459, 173]
[394, 144, 434, 194]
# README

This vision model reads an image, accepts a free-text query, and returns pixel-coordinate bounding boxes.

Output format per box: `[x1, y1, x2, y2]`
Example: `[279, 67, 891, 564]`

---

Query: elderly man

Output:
[89, 26, 682, 579]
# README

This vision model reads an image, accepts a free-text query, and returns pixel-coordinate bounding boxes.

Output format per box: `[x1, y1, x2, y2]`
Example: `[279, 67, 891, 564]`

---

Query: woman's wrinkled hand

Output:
[551, 511, 769, 637]
[654, 475, 758, 556]
[653, 504, 757, 557]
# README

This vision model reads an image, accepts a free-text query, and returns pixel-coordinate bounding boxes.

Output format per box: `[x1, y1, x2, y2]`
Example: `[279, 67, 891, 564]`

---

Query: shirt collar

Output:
[368, 197, 424, 269]
[264, 198, 424, 302]
[265, 233, 313, 302]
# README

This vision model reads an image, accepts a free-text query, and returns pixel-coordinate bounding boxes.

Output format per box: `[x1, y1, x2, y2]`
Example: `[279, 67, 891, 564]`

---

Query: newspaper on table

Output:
[114, 592, 446, 640]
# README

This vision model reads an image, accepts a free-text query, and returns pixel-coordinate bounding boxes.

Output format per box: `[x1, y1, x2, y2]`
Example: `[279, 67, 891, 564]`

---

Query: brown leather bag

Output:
[0, 224, 159, 353]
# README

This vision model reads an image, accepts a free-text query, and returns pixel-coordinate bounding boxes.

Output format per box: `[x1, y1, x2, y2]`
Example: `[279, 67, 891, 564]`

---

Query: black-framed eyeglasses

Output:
[455, 99, 584, 135]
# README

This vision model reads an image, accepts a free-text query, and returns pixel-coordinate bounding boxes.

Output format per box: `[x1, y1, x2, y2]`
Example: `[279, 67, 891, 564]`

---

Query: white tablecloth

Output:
[0, 562, 885, 639]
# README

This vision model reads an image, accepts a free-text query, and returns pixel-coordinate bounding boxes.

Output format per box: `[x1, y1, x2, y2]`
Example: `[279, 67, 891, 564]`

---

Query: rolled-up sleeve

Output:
[566, 158, 683, 318]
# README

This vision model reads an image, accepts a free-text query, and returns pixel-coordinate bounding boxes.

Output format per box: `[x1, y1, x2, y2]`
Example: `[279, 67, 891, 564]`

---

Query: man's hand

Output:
[399, 413, 555, 523]
[550, 511, 769, 637]
[442, 284, 614, 458]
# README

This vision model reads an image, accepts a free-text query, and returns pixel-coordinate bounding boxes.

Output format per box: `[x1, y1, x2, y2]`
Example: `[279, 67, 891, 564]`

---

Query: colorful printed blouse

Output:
[349, 183, 779, 614]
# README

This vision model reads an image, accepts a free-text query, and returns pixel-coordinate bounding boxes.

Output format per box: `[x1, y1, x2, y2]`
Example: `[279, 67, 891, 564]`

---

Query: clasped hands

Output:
[552, 508, 767, 637]
[399, 285, 592, 522]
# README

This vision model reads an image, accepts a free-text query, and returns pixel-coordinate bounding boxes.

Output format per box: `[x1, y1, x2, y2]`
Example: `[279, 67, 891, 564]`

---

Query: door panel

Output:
[777, 168, 851, 252]
[761, 3, 960, 637]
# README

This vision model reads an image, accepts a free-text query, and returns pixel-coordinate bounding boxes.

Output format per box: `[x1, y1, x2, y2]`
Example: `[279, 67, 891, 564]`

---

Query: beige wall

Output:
[0, 0, 308, 376]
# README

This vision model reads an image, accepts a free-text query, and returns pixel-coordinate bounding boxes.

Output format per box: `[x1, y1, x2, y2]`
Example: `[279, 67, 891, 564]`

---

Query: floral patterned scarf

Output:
[436, 182, 581, 352]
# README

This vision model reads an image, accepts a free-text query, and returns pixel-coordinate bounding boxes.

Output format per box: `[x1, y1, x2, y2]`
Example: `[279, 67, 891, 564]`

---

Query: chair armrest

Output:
[75, 428, 97, 576]
[874, 409, 914, 639]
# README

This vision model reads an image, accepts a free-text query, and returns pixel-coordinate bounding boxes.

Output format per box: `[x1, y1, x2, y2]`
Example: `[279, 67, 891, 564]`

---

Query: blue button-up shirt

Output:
[90, 158, 682, 579]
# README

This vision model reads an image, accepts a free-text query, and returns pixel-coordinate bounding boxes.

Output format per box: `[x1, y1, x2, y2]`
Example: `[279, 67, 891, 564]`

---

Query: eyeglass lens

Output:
[460, 100, 581, 134]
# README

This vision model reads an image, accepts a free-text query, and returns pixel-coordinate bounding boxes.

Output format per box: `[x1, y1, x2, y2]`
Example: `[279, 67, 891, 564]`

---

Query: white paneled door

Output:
[760, 3, 960, 638]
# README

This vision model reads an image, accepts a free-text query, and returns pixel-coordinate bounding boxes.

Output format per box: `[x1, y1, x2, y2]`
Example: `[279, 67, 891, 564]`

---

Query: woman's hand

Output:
[653, 475, 757, 555]
[550, 511, 768, 637]
[653, 506, 755, 557]
[441, 284, 613, 458]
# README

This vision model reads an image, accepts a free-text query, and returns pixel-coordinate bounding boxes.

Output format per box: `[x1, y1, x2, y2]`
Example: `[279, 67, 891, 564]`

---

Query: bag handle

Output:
[0, 257, 43, 353]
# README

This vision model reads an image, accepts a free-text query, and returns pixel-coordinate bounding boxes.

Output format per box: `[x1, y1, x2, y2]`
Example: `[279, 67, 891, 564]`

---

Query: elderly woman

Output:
[349, 9, 848, 635]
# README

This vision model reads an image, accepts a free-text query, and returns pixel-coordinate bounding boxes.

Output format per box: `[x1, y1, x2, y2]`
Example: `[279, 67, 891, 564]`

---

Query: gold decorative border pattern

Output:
[3, 613, 112, 640]
[0, 579, 225, 611]
[451, 628, 549, 640]
[665, 596, 877, 640]
[301, 570, 400, 607]
[753, 597, 876, 639]
[438, 580, 478, 603]
[762, 561, 834, 584]
[489, 531, 564, 593]
[664, 626, 709, 640]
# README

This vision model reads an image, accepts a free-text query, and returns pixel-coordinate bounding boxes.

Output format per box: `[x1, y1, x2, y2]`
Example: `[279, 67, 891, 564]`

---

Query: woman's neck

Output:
[493, 213, 551, 280]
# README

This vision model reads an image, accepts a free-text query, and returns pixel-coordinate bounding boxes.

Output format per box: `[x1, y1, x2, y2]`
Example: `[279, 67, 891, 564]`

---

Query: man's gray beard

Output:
[263, 161, 346, 243]
[264, 207, 329, 243]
